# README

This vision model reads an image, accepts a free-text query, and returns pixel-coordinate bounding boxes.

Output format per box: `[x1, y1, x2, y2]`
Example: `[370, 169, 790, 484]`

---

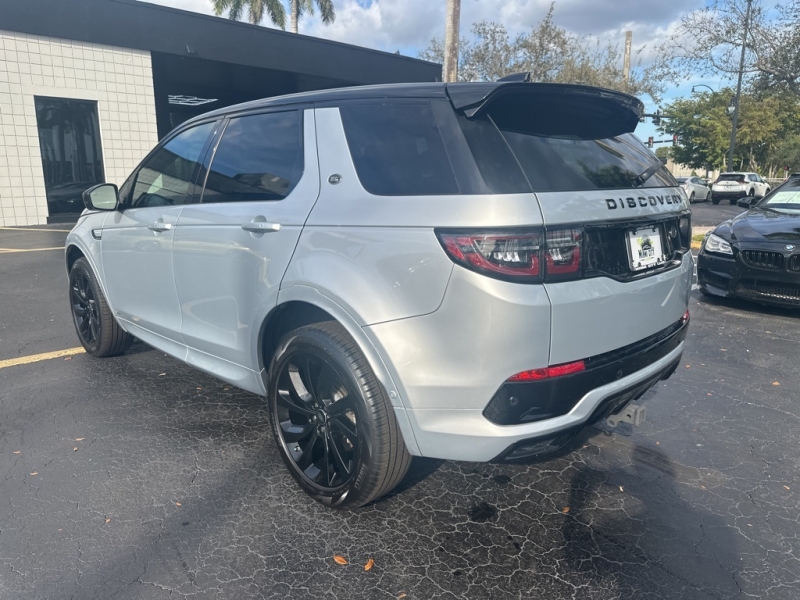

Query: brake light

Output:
[437, 231, 542, 282]
[508, 359, 586, 382]
[544, 228, 582, 279]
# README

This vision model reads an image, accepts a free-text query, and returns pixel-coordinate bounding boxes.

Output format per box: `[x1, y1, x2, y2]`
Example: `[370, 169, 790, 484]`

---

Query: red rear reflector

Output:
[681, 310, 689, 324]
[508, 360, 586, 382]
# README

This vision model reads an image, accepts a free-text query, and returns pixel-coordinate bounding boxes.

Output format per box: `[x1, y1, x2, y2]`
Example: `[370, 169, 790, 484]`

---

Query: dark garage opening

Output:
[150, 53, 361, 138]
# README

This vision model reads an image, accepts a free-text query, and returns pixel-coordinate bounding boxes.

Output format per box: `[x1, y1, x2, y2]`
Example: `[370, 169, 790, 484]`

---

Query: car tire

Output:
[267, 321, 411, 509]
[689, 192, 695, 203]
[69, 257, 133, 357]
[711, 195, 720, 205]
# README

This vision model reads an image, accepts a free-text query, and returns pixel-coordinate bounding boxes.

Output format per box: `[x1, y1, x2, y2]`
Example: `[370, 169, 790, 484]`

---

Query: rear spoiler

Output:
[446, 82, 644, 139]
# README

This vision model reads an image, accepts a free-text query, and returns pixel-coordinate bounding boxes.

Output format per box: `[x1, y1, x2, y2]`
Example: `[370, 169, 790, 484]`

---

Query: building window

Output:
[34, 97, 105, 215]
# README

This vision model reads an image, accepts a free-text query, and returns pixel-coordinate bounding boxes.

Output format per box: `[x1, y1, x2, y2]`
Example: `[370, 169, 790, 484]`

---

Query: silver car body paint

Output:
[66, 87, 691, 463]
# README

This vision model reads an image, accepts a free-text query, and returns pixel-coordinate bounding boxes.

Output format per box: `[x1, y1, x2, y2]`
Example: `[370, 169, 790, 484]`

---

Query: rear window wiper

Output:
[633, 162, 664, 188]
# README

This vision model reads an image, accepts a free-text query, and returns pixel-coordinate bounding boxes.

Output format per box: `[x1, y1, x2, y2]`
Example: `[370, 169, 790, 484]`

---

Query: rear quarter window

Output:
[339, 102, 460, 196]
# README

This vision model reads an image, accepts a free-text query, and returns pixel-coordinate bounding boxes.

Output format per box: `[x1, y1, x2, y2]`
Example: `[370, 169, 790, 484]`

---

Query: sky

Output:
[147, 0, 737, 143]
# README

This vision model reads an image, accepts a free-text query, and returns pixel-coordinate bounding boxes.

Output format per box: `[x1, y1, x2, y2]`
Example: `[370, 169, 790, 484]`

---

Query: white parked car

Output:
[710, 172, 770, 205]
[676, 176, 710, 203]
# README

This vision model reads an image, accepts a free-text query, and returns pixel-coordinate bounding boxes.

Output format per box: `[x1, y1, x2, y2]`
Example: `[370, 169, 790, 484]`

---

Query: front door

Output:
[101, 121, 217, 354]
[173, 109, 319, 389]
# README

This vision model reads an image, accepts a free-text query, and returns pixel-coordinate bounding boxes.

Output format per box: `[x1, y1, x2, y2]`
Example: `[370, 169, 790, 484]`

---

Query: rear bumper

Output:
[404, 341, 683, 462]
[711, 190, 746, 201]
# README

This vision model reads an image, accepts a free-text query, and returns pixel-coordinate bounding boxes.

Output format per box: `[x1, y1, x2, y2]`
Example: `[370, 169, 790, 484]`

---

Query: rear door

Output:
[173, 108, 319, 388]
[101, 121, 217, 353]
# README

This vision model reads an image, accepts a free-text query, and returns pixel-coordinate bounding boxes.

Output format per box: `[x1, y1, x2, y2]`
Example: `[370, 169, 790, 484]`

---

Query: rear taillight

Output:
[544, 228, 582, 280]
[508, 359, 586, 382]
[437, 227, 583, 283]
[437, 231, 542, 282]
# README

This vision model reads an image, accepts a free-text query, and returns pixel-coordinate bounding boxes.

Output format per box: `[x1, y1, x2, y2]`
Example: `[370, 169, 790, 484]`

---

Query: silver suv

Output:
[66, 82, 692, 509]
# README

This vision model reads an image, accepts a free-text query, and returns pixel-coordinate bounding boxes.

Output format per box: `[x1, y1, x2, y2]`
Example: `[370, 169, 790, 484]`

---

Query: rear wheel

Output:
[690, 192, 695, 203]
[267, 321, 411, 509]
[69, 258, 133, 356]
[711, 194, 720, 205]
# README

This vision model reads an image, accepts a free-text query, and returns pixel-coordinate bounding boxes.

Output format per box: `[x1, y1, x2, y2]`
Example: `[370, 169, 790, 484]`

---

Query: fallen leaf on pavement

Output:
[397, 594, 407, 599]
[656, 441, 660, 446]
[159, 373, 166, 376]
[75, 438, 85, 442]
[73, 447, 78, 452]
[784, 485, 791, 490]
[333, 555, 348, 565]
[562, 507, 570, 514]
[175, 502, 182, 506]
[30, 472, 38, 476]
[720, 349, 727, 352]
[619, 486, 624, 492]
[13, 451, 20, 454]
[773, 382, 780, 386]
[64, 357, 71, 361]
[364, 558, 375, 571]
[104, 518, 111, 524]
[685, 364, 691, 368]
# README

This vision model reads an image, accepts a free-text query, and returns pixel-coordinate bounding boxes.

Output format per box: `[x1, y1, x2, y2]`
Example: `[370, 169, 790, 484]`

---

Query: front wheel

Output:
[690, 192, 695, 203]
[69, 258, 133, 356]
[267, 321, 411, 509]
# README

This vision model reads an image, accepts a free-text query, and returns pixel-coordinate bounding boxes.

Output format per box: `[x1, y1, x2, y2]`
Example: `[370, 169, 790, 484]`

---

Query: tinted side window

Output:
[340, 102, 459, 196]
[202, 111, 303, 203]
[131, 122, 214, 208]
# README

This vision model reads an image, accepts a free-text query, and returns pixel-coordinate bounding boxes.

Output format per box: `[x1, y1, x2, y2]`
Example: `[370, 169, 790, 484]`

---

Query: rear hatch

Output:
[713, 173, 746, 192]
[447, 83, 691, 362]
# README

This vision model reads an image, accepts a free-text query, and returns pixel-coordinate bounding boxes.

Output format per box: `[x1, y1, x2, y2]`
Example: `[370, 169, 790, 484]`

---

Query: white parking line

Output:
[0, 227, 72, 232]
[0, 247, 63, 253]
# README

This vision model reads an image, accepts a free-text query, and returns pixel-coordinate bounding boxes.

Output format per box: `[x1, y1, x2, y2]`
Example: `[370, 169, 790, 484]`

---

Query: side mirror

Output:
[83, 183, 119, 211]
[737, 197, 755, 209]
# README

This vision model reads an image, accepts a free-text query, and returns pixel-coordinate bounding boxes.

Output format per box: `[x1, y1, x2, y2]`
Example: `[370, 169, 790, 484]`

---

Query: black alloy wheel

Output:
[268, 322, 411, 509]
[71, 267, 100, 349]
[69, 258, 133, 356]
[275, 353, 361, 491]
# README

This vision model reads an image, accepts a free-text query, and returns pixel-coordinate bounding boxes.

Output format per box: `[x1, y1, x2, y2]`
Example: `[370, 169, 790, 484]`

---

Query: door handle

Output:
[241, 221, 281, 233]
[148, 221, 173, 232]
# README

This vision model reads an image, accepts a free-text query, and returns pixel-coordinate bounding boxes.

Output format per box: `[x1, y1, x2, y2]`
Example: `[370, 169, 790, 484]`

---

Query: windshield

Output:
[716, 174, 745, 183]
[761, 180, 800, 208]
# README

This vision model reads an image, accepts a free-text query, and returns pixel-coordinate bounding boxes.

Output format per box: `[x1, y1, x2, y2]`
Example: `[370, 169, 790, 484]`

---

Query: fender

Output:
[269, 283, 423, 456]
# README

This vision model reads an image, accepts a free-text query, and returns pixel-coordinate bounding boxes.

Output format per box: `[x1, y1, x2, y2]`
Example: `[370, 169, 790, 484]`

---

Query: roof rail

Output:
[497, 72, 532, 83]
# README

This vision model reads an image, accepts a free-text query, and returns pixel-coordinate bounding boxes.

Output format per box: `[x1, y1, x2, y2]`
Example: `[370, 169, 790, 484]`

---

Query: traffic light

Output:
[672, 134, 678, 146]
[647, 136, 654, 149]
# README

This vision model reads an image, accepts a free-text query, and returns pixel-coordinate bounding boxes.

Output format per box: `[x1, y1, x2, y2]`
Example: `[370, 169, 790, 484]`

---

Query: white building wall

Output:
[0, 31, 158, 226]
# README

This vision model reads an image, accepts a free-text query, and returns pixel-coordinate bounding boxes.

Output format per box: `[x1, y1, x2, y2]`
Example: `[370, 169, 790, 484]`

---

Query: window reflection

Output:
[35, 97, 105, 215]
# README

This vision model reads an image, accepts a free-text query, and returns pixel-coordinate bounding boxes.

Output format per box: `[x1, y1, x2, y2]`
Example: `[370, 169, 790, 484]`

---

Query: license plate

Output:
[627, 226, 665, 271]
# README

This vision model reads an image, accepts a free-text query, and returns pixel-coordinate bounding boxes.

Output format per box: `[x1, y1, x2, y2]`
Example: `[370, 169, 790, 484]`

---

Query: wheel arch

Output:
[66, 244, 85, 273]
[256, 286, 422, 456]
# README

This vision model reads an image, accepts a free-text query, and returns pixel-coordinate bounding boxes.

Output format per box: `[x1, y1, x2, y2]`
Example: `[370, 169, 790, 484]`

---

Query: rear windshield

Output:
[459, 114, 674, 193]
[339, 97, 675, 196]
[717, 174, 745, 182]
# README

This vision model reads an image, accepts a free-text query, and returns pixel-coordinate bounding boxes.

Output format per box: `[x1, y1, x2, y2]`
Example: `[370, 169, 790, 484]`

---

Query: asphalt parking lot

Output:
[1, 218, 798, 600]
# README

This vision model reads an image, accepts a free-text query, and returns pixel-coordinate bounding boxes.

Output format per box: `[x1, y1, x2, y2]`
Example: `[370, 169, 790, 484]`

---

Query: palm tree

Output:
[211, 0, 287, 29]
[289, 0, 335, 34]
[211, 0, 335, 33]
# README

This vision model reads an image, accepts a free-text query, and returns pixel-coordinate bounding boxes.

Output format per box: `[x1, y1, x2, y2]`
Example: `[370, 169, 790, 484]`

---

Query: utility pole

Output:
[727, 0, 753, 172]
[622, 31, 632, 89]
[443, 0, 461, 82]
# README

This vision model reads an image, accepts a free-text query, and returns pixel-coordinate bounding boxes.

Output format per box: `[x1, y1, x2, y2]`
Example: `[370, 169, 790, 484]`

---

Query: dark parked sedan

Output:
[697, 175, 800, 307]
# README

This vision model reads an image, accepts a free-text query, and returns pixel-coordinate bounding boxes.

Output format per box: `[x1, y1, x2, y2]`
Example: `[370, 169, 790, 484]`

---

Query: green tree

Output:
[659, 89, 800, 175]
[419, 3, 672, 102]
[211, 0, 334, 32]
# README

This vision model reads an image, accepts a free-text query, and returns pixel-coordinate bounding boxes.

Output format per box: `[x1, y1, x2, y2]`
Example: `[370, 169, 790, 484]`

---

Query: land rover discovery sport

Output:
[66, 82, 692, 509]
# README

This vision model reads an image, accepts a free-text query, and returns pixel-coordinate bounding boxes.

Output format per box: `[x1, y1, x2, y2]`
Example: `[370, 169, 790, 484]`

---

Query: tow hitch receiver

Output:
[606, 403, 646, 428]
